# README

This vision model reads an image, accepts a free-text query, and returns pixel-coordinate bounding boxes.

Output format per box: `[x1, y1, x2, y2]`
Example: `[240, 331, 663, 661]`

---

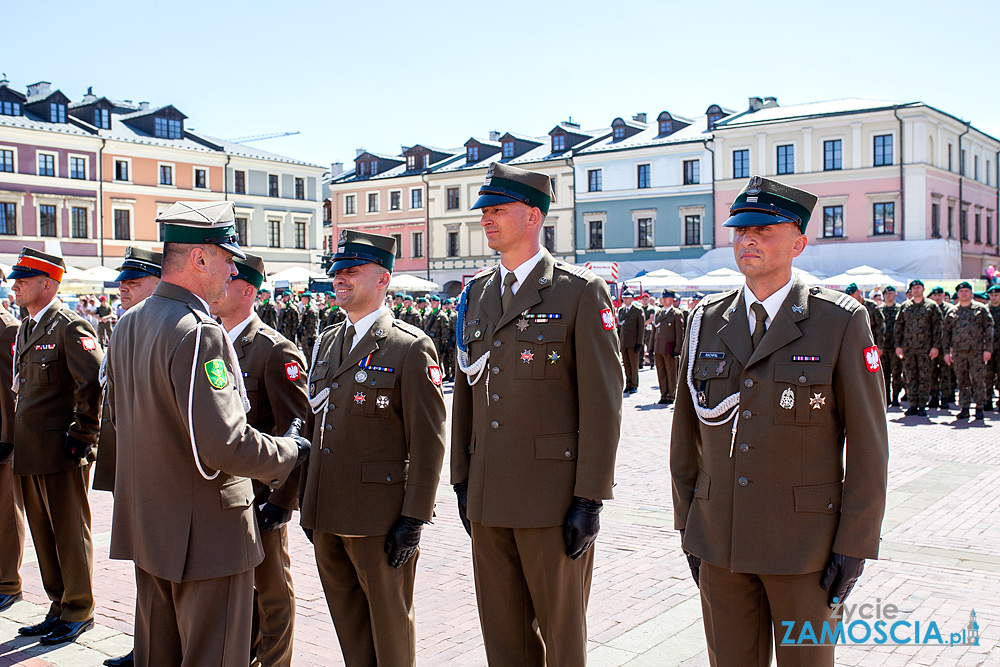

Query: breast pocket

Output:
[516, 324, 567, 379]
[27, 347, 61, 386]
[351, 371, 397, 417]
[692, 359, 734, 407]
[773, 364, 834, 426]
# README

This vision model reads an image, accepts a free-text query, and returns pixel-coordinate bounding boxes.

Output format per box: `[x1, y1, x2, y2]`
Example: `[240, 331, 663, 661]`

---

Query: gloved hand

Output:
[256, 502, 292, 532]
[302, 526, 314, 544]
[384, 515, 425, 568]
[820, 552, 865, 608]
[64, 434, 93, 460]
[563, 497, 602, 560]
[0, 442, 12, 465]
[679, 529, 701, 587]
[284, 418, 311, 468]
[454, 482, 472, 537]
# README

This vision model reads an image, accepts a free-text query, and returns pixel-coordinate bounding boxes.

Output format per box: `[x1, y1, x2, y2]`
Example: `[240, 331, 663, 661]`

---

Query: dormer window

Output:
[407, 155, 416, 169]
[613, 126, 624, 140]
[370, 160, 378, 175]
[552, 134, 566, 152]
[0, 101, 20, 116]
[706, 104, 726, 130]
[422, 154, 429, 168]
[154, 117, 182, 139]
[50, 103, 66, 123]
[358, 162, 367, 176]
[94, 108, 110, 129]
[502, 141, 514, 158]
[659, 120, 670, 134]
[467, 146, 479, 162]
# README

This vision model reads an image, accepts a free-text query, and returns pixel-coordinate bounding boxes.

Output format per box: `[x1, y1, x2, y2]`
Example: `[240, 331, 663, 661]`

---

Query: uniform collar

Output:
[31, 296, 60, 324]
[743, 275, 794, 335]
[227, 313, 256, 342]
[498, 246, 544, 297]
[345, 306, 391, 352]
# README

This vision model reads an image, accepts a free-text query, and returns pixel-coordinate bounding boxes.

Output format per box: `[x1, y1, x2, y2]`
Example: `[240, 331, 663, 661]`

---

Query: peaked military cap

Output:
[8, 247, 66, 282]
[156, 200, 245, 259]
[724, 175, 818, 233]
[844, 283, 860, 295]
[987, 285, 1000, 294]
[330, 229, 396, 274]
[471, 162, 554, 215]
[233, 253, 266, 290]
[621, 289, 636, 299]
[116, 247, 163, 282]
[661, 289, 677, 299]
[955, 281, 973, 291]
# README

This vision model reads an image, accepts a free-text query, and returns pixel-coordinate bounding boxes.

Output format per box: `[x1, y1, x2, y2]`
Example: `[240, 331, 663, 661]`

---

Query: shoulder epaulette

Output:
[185, 305, 217, 325]
[808, 286, 864, 314]
[700, 289, 739, 309]
[471, 265, 497, 281]
[554, 262, 596, 281]
[255, 326, 282, 345]
[393, 319, 423, 338]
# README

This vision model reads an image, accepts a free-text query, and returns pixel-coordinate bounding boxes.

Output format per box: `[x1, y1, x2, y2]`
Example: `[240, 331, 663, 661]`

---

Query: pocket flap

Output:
[356, 371, 397, 389]
[793, 482, 843, 513]
[694, 360, 731, 379]
[463, 327, 482, 345]
[517, 324, 567, 343]
[694, 470, 711, 499]
[218, 477, 253, 509]
[534, 432, 578, 460]
[361, 460, 408, 484]
[774, 363, 833, 385]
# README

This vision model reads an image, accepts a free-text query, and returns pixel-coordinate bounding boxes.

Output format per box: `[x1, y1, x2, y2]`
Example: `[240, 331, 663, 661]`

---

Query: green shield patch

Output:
[204, 359, 228, 389]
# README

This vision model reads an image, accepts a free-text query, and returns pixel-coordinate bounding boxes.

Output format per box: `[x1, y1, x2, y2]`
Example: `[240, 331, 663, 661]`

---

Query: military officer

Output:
[640, 292, 656, 368]
[618, 289, 645, 394]
[104, 200, 310, 667]
[651, 289, 685, 405]
[300, 230, 446, 666]
[452, 162, 623, 666]
[894, 280, 942, 417]
[879, 285, 904, 407]
[278, 291, 300, 344]
[9, 248, 104, 645]
[928, 287, 957, 409]
[298, 291, 320, 354]
[0, 268, 23, 616]
[985, 285, 1000, 410]
[210, 253, 309, 667]
[257, 288, 279, 329]
[671, 176, 889, 667]
[942, 281, 994, 421]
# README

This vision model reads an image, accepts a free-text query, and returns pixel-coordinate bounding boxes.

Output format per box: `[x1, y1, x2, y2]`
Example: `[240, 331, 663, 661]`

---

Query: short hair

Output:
[162, 242, 220, 274]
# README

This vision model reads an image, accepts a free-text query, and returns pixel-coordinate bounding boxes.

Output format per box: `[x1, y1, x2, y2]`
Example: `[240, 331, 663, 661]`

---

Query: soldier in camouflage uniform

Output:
[985, 285, 1000, 410]
[894, 279, 942, 417]
[879, 285, 904, 406]
[942, 281, 994, 420]
[277, 291, 300, 344]
[321, 299, 347, 330]
[256, 287, 279, 329]
[442, 298, 457, 381]
[846, 283, 885, 350]
[398, 294, 423, 328]
[423, 295, 451, 381]
[391, 293, 404, 318]
[298, 291, 321, 354]
[928, 287, 957, 408]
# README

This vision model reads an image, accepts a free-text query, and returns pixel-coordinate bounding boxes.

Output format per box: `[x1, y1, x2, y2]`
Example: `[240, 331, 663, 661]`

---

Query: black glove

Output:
[384, 515, 425, 568]
[284, 418, 311, 468]
[563, 497, 602, 560]
[679, 529, 700, 587]
[453, 482, 472, 537]
[64, 434, 93, 460]
[256, 502, 292, 532]
[302, 526, 314, 544]
[820, 552, 865, 608]
[0, 442, 12, 465]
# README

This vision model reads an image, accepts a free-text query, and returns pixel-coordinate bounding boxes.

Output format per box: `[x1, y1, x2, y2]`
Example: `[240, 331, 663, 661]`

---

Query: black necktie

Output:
[750, 303, 768, 350]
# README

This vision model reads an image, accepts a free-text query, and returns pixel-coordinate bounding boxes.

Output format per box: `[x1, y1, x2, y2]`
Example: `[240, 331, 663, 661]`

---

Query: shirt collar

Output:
[744, 275, 794, 333]
[32, 296, 60, 325]
[498, 247, 545, 296]
[226, 314, 256, 342]
[345, 306, 391, 351]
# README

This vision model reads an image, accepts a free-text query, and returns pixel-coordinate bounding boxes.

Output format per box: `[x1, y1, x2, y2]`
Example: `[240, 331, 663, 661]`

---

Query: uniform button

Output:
[332, 382, 339, 389]
[799, 375, 807, 383]
[742, 410, 751, 419]
[738, 476, 748, 486]
[491, 394, 499, 402]
[739, 443, 749, 453]
[322, 447, 330, 455]
[493, 339, 502, 348]
[325, 424, 333, 431]
[490, 420, 499, 429]
[827, 502, 835, 509]
[537, 334, 544, 341]
[564, 450, 572, 458]
[386, 475, 393, 482]
[270, 480, 280, 486]
[744, 378, 753, 387]
[492, 366, 500, 375]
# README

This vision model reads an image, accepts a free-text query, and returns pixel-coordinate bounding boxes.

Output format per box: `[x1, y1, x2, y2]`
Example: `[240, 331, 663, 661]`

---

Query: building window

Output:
[344, 194, 356, 215]
[294, 221, 306, 249]
[0, 149, 12, 173]
[410, 189, 422, 209]
[71, 207, 87, 238]
[948, 144, 953, 172]
[683, 159, 700, 185]
[613, 126, 625, 140]
[69, 157, 86, 180]
[637, 164, 651, 189]
[0, 101, 21, 116]
[659, 120, 671, 135]
[38, 153, 55, 177]
[975, 212, 982, 244]
[467, 146, 479, 162]
[412, 232, 424, 258]
[391, 234, 402, 258]
[447, 231, 459, 257]
[0, 202, 15, 234]
[447, 187, 460, 210]
[268, 174, 279, 197]
[235, 217, 247, 245]
[194, 168, 206, 189]
[390, 190, 401, 211]
[823, 139, 842, 171]
[552, 135, 565, 152]
[543, 226, 555, 251]
[974, 156, 980, 181]
[38, 204, 57, 237]
[268, 220, 281, 247]
[637, 218, 653, 248]
[234, 170, 245, 194]
[776, 145, 794, 175]
[873, 135, 893, 167]
[733, 149, 749, 179]
[684, 215, 701, 245]
[50, 103, 66, 123]
[114, 209, 130, 240]
[406, 155, 416, 170]
[295, 177, 305, 200]
[421, 155, 429, 169]
[502, 141, 514, 158]
[367, 192, 379, 213]
[159, 164, 173, 185]
[94, 108, 109, 129]
[960, 149, 966, 176]
[931, 202, 941, 238]
[988, 214, 994, 246]
[823, 206, 844, 238]
[115, 159, 129, 181]
[154, 117, 182, 139]
[588, 220, 604, 250]
[873, 202, 895, 235]
[948, 205, 954, 238]
[587, 169, 602, 192]
[960, 208, 968, 241]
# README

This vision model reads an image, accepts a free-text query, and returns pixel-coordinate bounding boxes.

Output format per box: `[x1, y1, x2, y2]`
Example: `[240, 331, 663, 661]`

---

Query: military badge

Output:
[697, 390, 707, 407]
[746, 175, 763, 195]
[355, 370, 368, 383]
[520, 349, 534, 364]
[810, 393, 826, 410]
[601, 309, 615, 331]
[376, 395, 390, 409]
[80, 337, 98, 351]
[484, 162, 495, 185]
[285, 361, 301, 381]
[204, 359, 228, 389]
[34, 344, 56, 350]
[428, 365, 442, 386]
[516, 318, 530, 332]
[792, 304, 804, 314]
[716, 361, 726, 375]
[354, 392, 366, 404]
[548, 351, 560, 364]
[863, 345, 881, 372]
[779, 387, 795, 410]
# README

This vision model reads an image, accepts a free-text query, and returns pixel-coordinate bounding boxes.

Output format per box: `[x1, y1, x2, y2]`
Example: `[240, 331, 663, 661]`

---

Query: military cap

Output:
[974, 291, 987, 300]
[987, 285, 1000, 294]
[416, 296, 428, 303]
[402, 293, 413, 301]
[447, 297, 456, 304]
[955, 281, 973, 292]
[694, 292, 706, 298]
[233, 253, 266, 290]
[300, 291, 313, 298]
[724, 175, 818, 233]
[259, 287, 271, 294]
[908, 279, 924, 289]
[330, 229, 396, 274]
[621, 289, 636, 299]
[99, 295, 108, 301]
[471, 162, 554, 215]
[661, 289, 676, 299]
[116, 246, 163, 282]
[929, 286, 945, 295]
[8, 247, 66, 282]
[156, 200, 245, 259]
[429, 294, 441, 302]
[844, 283, 859, 295]
[882, 285, 896, 293]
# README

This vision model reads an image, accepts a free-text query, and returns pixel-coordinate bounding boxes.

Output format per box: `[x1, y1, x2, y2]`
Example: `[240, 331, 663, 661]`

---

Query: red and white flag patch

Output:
[285, 361, 301, 381]
[81, 337, 98, 351]
[863, 345, 881, 372]
[601, 308, 615, 331]
[428, 365, 442, 386]
[9, 343, 14, 357]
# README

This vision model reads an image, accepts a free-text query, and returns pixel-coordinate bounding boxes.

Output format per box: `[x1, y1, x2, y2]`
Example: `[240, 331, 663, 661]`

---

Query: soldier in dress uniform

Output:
[442, 297, 458, 382]
[618, 289, 645, 394]
[9, 247, 104, 645]
[671, 176, 888, 667]
[104, 200, 311, 667]
[300, 230, 446, 667]
[278, 291, 300, 345]
[298, 292, 320, 355]
[257, 288, 279, 329]
[639, 293, 656, 368]
[942, 281, 994, 421]
[452, 162, 623, 666]
[210, 253, 309, 667]
[894, 280, 942, 417]
[879, 285, 904, 407]
[928, 287, 957, 409]
[985, 285, 1000, 410]
[651, 289, 685, 405]
[0, 268, 23, 616]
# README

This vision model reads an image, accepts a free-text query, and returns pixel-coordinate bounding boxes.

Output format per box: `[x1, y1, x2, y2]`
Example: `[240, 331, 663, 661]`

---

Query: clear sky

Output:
[4, 0, 998, 169]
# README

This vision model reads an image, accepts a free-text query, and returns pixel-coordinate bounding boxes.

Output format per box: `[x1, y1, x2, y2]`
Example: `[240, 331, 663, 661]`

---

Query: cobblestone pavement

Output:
[1, 366, 997, 665]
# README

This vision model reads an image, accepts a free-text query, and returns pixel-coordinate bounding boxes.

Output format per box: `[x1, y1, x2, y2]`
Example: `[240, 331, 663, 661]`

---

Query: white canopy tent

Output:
[820, 265, 908, 291]
[389, 273, 440, 293]
[268, 266, 327, 284]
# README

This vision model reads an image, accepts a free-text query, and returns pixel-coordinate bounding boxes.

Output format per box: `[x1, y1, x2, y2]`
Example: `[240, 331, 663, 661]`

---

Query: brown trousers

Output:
[314, 532, 417, 667]
[621, 347, 639, 389]
[252, 525, 296, 667]
[0, 457, 24, 595]
[470, 522, 594, 667]
[134, 565, 254, 667]
[20, 465, 94, 621]
[699, 561, 835, 667]
[654, 353, 679, 400]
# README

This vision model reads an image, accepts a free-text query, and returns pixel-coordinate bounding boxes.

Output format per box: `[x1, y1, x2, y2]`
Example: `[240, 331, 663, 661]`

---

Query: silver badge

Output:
[484, 162, 495, 185]
[355, 370, 368, 383]
[792, 304, 804, 314]
[697, 390, 707, 407]
[339, 229, 348, 245]
[376, 395, 389, 409]
[779, 387, 795, 410]
[374, 329, 384, 337]
[746, 175, 763, 195]
[809, 393, 826, 410]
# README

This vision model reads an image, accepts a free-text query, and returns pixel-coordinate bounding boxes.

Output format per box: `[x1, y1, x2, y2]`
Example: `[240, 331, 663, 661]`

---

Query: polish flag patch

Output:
[9, 343, 14, 357]
[285, 361, 301, 382]
[81, 337, 98, 351]
[601, 309, 615, 331]
[428, 365, 442, 386]
[863, 345, 881, 372]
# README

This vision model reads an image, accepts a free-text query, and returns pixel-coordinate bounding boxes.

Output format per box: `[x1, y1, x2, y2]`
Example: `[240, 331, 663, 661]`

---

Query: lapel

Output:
[22, 300, 62, 352]
[746, 277, 810, 368]
[477, 266, 503, 328]
[718, 290, 752, 367]
[233, 314, 264, 361]
[495, 251, 555, 331]
[337, 311, 394, 376]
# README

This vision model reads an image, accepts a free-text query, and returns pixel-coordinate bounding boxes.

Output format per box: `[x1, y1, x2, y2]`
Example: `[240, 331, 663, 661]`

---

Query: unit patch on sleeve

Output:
[863, 345, 881, 372]
[285, 361, 301, 382]
[80, 337, 98, 351]
[204, 359, 228, 389]
[428, 365, 443, 386]
[601, 309, 615, 330]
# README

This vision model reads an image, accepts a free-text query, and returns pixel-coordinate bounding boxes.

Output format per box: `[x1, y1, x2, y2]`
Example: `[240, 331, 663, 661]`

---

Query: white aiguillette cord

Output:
[307, 329, 331, 451]
[685, 305, 742, 456]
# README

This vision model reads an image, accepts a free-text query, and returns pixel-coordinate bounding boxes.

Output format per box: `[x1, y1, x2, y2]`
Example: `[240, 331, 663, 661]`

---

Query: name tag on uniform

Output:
[699, 352, 725, 359]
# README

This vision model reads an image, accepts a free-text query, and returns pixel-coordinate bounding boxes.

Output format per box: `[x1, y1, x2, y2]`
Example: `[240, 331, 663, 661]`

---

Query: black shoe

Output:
[19, 615, 62, 636]
[0, 592, 21, 612]
[890, 399, 900, 407]
[941, 401, 951, 411]
[658, 398, 673, 405]
[985, 402, 993, 412]
[956, 407, 970, 420]
[927, 397, 939, 408]
[39, 618, 94, 645]
[975, 407, 985, 421]
[105, 650, 134, 667]
[917, 407, 928, 417]
[904, 406, 919, 416]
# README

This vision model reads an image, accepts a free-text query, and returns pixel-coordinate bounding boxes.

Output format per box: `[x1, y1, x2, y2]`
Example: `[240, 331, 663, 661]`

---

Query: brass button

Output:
[738, 476, 748, 486]
[490, 420, 499, 429]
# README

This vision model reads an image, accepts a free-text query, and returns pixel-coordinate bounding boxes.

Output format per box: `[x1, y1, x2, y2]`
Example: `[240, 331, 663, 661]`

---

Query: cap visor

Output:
[218, 241, 247, 260]
[8, 267, 49, 280]
[330, 257, 374, 274]
[471, 193, 519, 211]
[724, 210, 796, 228]
[115, 269, 157, 282]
